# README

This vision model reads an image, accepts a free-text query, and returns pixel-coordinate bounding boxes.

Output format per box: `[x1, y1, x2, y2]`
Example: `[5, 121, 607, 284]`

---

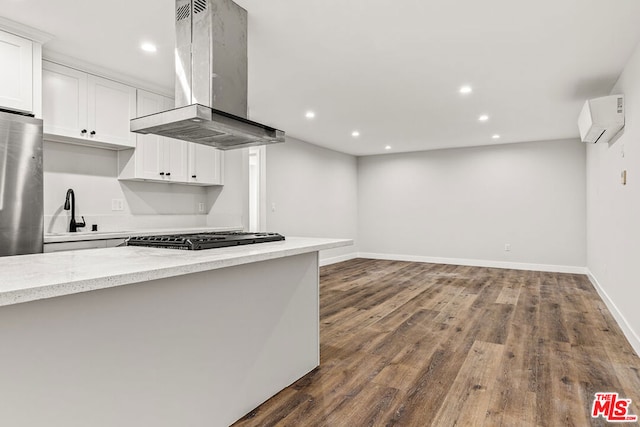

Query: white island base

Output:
[0, 251, 322, 426]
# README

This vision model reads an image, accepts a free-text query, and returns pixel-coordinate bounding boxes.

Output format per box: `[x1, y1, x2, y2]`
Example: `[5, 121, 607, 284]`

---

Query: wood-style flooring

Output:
[233, 259, 640, 426]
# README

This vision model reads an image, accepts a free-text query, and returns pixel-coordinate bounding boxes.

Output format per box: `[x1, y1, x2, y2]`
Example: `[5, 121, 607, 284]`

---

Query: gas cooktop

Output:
[125, 231, 285, 250]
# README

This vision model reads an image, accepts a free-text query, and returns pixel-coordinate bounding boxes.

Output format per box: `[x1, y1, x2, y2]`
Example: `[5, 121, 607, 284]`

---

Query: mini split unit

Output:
[578, 95, 625, 144]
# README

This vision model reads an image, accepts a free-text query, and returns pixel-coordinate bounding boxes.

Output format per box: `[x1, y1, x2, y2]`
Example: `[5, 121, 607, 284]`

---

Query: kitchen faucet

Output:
[63, 189, 86, 232]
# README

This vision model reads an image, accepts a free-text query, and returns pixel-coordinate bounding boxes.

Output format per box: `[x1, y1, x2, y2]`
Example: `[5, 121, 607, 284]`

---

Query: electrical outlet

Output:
[504, 243, 511, 252]
[111, 199, 124, 211]
[198, 202, 205, 213]
[271, 202, 276, 212]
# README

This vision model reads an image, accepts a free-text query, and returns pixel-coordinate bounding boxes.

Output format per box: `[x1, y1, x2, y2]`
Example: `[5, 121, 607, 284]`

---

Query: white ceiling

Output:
[2, 0, 640, 155]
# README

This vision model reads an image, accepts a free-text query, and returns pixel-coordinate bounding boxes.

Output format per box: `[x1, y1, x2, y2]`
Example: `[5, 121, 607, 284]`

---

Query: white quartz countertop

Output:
[0, 237, 352, 307]
[44, 226, 242, 243]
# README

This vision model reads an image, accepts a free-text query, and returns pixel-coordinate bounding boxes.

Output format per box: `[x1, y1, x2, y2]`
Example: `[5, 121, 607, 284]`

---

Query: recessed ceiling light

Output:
[351, 131, 360, 137]
[478, 114, 489, 122]
[305, 111, 315, 119]
[459, 85, 472, 94]
[492, 134, 501, 139]
[385, 145, 391, 150]
[141, 42, 157, 53]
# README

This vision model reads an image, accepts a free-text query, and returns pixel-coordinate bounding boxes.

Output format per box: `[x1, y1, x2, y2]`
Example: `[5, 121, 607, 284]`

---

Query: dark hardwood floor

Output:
[233, 259, 640, 426]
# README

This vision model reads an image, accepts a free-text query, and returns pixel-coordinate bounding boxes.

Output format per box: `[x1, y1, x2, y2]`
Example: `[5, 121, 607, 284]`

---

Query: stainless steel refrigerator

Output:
[0, 110, 43, 256]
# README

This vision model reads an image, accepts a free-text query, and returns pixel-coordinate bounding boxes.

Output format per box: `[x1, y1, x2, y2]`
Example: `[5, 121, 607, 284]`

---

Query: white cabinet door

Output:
[44, 240, 107, 253]
[188, 143, 224, 185]
[0, 30, 33, 113]
[42, 61, 88, 138]
[105, 239, 127, 248]
[160, 95, 188, 182]
[87, 75, 136, 148]
[134, 90, 165, 180]
[44, 238, 126, 252]
[164, 137, 189, 182]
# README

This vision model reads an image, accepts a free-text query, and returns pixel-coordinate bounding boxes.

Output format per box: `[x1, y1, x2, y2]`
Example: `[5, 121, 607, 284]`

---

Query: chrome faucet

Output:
[63, 189, 86, 232]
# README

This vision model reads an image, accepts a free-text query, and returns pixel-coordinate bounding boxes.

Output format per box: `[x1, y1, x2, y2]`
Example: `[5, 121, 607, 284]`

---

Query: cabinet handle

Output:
[81, 129, 87, 135]
[90, 131, 96, 136]
[159, 172, 165, 176]
[166, 172, 171, 176]
[191, 175, 197, 178]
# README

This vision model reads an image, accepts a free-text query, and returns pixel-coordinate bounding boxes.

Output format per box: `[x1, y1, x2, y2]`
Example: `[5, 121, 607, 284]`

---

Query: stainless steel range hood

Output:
[130, 0, 284, 150]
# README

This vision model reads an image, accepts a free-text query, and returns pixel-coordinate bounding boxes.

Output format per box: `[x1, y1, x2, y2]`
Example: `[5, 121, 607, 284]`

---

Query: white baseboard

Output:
[357, 252, 588, 274]
[319, 252, 358, 267]
[587, 270, 640, 356]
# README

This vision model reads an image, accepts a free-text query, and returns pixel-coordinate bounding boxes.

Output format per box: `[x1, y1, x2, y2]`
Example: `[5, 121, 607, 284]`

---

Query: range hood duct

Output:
[130, 0, 284, 150]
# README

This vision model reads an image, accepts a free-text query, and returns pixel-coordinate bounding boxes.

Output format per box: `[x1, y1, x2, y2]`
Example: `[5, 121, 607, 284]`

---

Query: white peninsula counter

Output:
[0, 237, 352, 427]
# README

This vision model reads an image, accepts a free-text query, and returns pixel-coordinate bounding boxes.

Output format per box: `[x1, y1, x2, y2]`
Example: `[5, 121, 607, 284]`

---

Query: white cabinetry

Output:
[44, 238, 126, 253]
[42, 61, 136, 149]
[188, 143, 224, 185]
[119, 89, 223, 186]
[87, 75, 136, 147]
[42, 62, 85, 137]
[0, 30, 34, 114]
[118, 90, 188, 182]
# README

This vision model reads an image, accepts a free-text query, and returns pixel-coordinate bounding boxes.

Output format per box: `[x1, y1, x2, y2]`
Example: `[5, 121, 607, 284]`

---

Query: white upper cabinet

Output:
[87, 75, 137, 147]
[0, 30, 34, 114]
[188, 143, 224, 185]
[135, 89, 164, 179]
[165, 136, 189, 182]
[159, 94, 189, 182]
[42, 61, 136, 149]
[42, 62, 87, 136]
[118, 90, 188, 183]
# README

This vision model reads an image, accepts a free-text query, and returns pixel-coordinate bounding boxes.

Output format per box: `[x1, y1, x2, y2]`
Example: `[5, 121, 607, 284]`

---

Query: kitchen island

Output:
[0, 237, 352, 427]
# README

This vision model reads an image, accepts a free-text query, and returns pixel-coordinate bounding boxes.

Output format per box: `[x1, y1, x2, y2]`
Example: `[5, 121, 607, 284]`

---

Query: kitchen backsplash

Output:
[45, 213, 209, 234]
[43, 140, 246, 234]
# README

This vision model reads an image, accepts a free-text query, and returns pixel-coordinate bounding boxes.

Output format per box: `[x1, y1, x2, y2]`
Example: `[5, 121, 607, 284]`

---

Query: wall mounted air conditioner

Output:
[578, 95, 624, 143]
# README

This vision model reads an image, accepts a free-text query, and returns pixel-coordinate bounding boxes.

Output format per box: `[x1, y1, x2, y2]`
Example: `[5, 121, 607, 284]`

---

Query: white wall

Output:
[266, 137, 358, 263]
[358, 139, 586, 270]
[586, 41, 640, 352]
[44, 140, 242, 233]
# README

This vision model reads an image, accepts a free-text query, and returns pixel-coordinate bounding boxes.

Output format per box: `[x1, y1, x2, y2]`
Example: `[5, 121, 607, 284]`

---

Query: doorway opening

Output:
[248, 146, 266, 232]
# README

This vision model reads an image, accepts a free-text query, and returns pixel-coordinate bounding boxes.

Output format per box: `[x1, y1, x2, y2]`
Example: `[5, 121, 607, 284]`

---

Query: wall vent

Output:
[176, 3, 190, 21]
[194, 0, 207, 14]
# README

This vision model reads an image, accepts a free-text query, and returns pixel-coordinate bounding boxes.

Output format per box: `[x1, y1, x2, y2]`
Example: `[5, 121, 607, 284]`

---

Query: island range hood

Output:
[130, 0, 284, 150]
